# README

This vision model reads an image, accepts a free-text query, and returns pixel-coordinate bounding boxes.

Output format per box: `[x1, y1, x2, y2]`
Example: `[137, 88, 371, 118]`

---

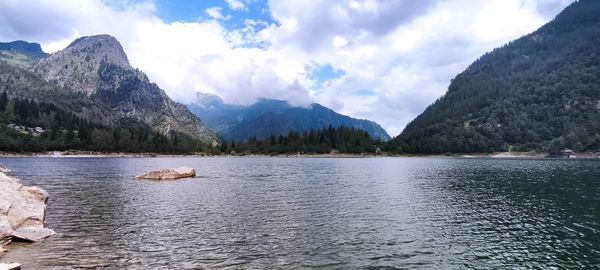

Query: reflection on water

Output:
[1, 157, 599, 269]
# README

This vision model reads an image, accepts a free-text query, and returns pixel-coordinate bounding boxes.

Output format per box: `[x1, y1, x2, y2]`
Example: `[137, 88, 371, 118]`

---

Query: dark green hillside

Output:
[390, 0, 600, 154]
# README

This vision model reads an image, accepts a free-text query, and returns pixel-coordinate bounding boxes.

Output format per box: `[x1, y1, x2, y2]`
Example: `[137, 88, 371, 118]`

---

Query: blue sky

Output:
[155, 0, 272, 28]
[0, 0, 575, 135]
[309, 63, 347, 90]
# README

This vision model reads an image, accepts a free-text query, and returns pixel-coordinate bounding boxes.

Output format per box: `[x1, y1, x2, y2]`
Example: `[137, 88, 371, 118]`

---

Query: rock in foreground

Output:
[11, 227, 55, 242]
[136, 167, 196, 180]
[0, 216, 11, 247]
[0, 167, 54, 253]
[0, 262, 21, 270]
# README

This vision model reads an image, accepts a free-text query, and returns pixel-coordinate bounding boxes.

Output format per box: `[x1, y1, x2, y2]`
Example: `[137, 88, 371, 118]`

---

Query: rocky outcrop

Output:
[34, 34, 130, 95]
[136, 167, 196, 180]
[0, 167, 54, 253]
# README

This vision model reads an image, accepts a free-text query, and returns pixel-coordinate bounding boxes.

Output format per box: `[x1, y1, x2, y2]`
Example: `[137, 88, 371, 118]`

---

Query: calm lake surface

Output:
[1, 157, 598, 269]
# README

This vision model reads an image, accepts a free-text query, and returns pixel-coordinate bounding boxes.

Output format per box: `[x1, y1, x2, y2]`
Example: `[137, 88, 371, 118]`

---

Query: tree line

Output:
[220, 125, 380, 155]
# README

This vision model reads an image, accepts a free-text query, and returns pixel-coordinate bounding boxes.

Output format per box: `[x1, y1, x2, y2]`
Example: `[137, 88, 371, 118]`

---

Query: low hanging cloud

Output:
[0, 0, 574, 136]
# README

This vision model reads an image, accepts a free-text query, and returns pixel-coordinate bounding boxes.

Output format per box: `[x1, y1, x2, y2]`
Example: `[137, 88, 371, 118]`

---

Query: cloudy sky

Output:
[0, 0, 574, 136]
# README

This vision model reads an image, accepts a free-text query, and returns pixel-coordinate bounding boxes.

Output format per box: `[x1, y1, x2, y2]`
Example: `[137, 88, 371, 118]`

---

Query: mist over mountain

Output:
[188, 93, 391, 142]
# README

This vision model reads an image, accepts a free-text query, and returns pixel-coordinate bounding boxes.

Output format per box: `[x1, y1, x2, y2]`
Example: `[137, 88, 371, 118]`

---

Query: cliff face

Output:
[91, 57, 217, 143]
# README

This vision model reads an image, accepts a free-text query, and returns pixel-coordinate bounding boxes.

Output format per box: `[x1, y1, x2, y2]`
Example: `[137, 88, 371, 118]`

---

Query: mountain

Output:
[0, 35, 218, 152]
[34, 35, 130, 95]
[0, 41, 48, 68]
[389, 0, 600, 154]
[188, 93, 391, 142]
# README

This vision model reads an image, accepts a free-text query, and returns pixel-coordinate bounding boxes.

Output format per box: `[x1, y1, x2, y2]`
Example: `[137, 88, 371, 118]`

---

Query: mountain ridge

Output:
[188, 93, 391, 142]
[0, 40, 48, 59]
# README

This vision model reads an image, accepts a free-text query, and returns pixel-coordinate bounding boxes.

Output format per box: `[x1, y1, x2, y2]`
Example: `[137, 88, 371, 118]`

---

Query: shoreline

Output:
[0, 151, 383, 158]
[0, 151, 599, 159]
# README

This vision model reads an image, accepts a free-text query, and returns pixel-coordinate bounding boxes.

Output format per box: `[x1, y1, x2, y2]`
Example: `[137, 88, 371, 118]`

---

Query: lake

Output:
[1, 157, 598, 269]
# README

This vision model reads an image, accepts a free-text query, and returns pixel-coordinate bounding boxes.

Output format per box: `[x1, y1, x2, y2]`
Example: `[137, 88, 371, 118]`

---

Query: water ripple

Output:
[0, 157, 598, 269]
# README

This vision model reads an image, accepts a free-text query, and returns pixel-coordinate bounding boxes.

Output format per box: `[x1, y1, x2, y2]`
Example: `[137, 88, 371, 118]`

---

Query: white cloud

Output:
[0, 0, 575, 136]
[205, 7, 231, 21]
[225, 0, 246, 11]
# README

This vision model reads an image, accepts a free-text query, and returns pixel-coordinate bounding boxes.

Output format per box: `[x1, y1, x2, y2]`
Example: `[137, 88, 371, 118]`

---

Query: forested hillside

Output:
[389, 0, 600, 154]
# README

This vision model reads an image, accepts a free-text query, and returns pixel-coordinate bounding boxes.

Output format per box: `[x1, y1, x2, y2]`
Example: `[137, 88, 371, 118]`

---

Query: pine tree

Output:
[0, 91, 8, 111]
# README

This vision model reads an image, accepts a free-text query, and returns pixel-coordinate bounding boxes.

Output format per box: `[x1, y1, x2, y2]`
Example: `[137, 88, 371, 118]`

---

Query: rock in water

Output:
[11, 227, 55, 242]
[6, 185, 48, 228]
[0, 262, 21, 270]
[136, 167, 196, 180]
[0, 169, 54, 252]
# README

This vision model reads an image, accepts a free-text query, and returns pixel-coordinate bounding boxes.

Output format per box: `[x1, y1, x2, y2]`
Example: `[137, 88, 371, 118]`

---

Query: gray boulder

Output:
[0, 170, 54, 252]
[0, 216, 12, 247]
[136, 167, 196, 180]
[0, 262, 21, 270]
[11, 227, 55, 242]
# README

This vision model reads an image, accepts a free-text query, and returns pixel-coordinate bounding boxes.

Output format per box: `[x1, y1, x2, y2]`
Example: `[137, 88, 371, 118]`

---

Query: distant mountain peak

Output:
[188, 94, 391, 141]
[0, 40, 48, 59]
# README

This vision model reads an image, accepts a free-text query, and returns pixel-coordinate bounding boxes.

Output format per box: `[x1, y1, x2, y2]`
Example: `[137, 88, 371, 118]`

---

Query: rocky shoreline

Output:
[0, 165, 54, 269]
